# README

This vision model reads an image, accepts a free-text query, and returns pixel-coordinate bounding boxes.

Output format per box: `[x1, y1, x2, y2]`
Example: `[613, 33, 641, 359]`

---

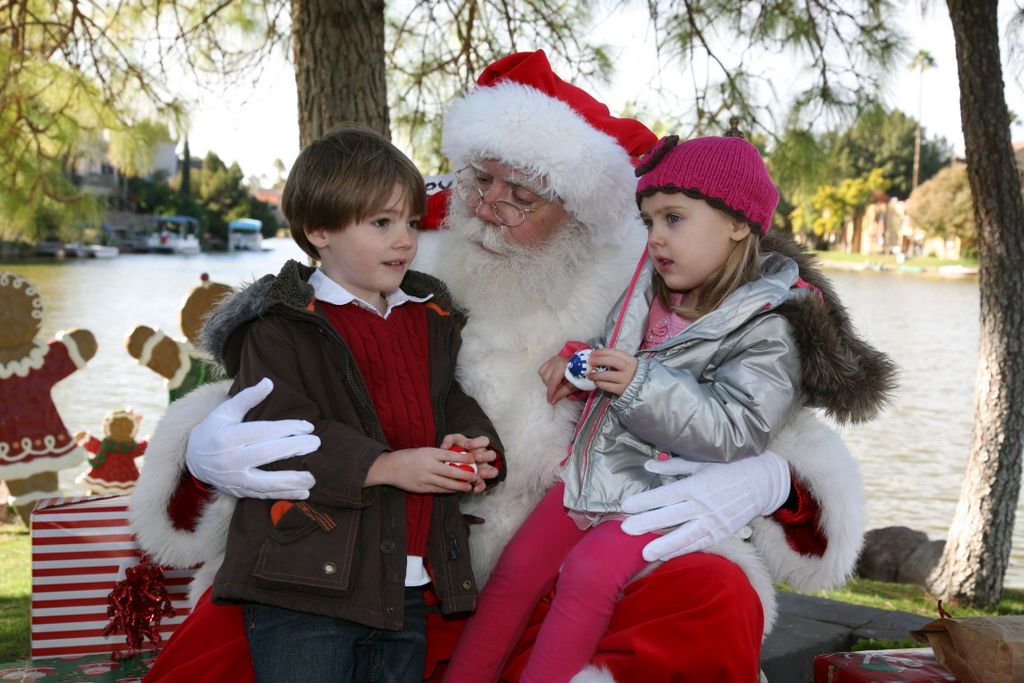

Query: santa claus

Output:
[131, 51, 892, 682]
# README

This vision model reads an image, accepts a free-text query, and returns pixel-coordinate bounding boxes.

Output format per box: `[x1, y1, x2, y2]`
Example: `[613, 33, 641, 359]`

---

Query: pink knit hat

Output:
[635, 135, 779, 234]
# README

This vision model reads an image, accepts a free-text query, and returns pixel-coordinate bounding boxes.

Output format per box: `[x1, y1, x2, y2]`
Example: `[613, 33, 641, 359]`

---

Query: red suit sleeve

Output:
[770, 473, 828, 556]
[166, 471, 215, 532]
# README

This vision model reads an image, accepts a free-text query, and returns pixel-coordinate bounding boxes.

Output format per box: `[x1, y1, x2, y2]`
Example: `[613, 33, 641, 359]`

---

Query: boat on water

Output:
[62, 243, 92, 258]
[34, 241, 117, 258]
[34, 240, 64, 257]
[147, 216, 201, 255]
[227, 218, 264, 251]
[88, 245, 119, 258]
[936, 264, 978, 277]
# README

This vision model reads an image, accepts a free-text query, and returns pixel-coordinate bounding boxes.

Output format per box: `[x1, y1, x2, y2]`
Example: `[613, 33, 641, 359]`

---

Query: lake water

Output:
[3, 239, 1019, 585]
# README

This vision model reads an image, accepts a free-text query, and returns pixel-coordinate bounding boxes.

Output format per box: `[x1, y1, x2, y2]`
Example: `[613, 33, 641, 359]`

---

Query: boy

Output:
[203, 123, 505, 682]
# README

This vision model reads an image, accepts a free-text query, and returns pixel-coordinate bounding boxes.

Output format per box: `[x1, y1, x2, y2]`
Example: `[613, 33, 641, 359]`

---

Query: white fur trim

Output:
[55, 330, 86, 368]
[748, 410, 866, 592]
[129, 381, 237, 575]
[570, 665, 617, 683]
[441, 82, 641, 248]
[187, 555, 224, 607]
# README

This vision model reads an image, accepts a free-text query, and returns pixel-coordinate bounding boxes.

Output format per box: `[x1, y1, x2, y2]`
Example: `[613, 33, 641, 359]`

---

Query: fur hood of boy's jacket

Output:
[760, 231, 897, 424]
[197, 259, 460, 372]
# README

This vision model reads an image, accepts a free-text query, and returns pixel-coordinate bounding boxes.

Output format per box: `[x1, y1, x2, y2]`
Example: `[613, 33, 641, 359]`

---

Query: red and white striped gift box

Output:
[30, 495, 194, 659]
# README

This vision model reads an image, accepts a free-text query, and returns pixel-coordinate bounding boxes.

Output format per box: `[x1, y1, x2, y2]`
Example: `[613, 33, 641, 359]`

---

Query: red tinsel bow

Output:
[105, 553, 175, 660]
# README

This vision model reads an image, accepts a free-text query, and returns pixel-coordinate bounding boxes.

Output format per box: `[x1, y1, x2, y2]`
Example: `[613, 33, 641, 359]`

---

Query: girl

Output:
[445, 134, 871, 682]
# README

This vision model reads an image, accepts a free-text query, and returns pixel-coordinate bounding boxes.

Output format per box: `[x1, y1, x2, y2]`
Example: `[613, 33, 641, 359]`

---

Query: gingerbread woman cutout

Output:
[0, 271, 97, 523]
[75, 408, 147, 495]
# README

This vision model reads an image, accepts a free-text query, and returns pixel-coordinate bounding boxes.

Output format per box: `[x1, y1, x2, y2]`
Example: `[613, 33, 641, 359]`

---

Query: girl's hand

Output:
[539, 354, 579, 404]
[587, 348, 638, 395]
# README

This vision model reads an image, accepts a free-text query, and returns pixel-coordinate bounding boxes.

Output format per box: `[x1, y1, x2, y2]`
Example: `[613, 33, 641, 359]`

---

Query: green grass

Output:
[812, 250, 978, 269]
[798, 577, 1024, 618]
[0, 522, 31, 663]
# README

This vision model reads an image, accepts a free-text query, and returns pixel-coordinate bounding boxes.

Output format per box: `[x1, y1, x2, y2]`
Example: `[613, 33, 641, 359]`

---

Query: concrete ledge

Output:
[760, 592, 932, 682]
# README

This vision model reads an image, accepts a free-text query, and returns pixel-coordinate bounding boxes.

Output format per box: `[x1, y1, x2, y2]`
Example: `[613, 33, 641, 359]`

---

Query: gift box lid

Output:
[814, 648, 958, 682]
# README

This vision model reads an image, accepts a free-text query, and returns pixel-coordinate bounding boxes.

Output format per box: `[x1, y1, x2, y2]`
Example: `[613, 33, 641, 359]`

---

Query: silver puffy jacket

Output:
[561, 251, 807, 514]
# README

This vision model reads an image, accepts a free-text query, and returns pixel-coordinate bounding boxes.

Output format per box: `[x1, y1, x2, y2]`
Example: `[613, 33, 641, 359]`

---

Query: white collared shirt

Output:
[309, 269, 431, 318]
[309, 267, 434, 587]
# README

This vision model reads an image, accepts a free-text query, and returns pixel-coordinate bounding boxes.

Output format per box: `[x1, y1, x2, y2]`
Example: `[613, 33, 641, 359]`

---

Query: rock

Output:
[856, 526, 944, 586]
[899, 538, 946, 585]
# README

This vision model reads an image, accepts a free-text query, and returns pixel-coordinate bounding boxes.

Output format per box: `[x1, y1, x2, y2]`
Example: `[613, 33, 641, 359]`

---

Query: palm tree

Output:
[909, 49, 937, 191]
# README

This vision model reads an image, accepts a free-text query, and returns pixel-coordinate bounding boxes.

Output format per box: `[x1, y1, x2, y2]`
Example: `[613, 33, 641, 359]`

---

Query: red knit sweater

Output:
[321, 301, 436, 558]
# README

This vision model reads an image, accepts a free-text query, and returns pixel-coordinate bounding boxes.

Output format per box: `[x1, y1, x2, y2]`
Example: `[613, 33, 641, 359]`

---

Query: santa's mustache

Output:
[448, 210, 535, 258]
[439, 204, 593, 312]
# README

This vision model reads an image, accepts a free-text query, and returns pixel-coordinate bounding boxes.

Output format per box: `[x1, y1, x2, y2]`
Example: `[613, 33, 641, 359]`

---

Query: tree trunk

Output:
[290, 0, 390, 146]
[180, 138, 191, 196]
[850, 206, 865, 254]
[927, 0, 1024, 607]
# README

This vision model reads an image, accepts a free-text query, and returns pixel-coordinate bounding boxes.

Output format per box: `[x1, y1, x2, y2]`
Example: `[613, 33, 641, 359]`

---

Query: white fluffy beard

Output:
[436, 201, 594, 315]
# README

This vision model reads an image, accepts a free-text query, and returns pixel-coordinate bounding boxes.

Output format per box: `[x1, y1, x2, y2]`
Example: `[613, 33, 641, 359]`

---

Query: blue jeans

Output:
[244, 588, 427, 683]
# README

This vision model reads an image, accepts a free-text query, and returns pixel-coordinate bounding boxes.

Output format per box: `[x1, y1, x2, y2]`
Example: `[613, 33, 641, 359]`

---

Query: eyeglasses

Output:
[453, 166, 543, 228]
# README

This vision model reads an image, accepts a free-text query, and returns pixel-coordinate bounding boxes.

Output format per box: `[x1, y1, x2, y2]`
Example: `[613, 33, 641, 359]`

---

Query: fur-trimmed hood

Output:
[762, 232, 897, 424]
[198, 259, 460, 373]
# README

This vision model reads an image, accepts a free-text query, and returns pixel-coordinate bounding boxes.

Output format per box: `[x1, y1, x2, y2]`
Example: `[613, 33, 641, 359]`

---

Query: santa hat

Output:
[441, 50, 657, 245]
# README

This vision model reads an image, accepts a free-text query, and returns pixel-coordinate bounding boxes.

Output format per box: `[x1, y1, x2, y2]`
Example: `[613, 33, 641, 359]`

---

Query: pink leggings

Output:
[445, 483, 659, 683]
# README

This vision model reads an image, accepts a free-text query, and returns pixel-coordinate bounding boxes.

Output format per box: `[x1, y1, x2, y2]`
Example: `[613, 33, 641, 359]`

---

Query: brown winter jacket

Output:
[204, 260, 505, 629]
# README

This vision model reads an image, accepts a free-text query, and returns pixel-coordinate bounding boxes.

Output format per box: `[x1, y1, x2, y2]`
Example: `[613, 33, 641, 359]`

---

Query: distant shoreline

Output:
[817, 258, 978, 278]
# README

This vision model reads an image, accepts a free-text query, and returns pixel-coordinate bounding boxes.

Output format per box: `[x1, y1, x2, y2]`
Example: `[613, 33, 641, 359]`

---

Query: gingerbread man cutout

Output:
[125, 273, 232, 402]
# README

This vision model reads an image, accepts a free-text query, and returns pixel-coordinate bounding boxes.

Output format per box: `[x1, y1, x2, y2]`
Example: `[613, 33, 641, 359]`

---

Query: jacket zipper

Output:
[435, 316, 456, 441]
[574, 251, 649, 493]
[275, 304, 387, 442]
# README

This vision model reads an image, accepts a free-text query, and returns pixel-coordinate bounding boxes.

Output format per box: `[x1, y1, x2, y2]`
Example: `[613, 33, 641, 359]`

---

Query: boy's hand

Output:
[440, 433, 497, 493]
[366, 447, 477, 494]
[587, 348, 638, 396]
[539, 354, 578, 404]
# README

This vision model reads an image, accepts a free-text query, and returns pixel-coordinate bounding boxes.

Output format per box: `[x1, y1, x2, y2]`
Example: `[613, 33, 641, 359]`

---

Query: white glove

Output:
[620, 450, 791, 562]
[185, 378, 319, 499]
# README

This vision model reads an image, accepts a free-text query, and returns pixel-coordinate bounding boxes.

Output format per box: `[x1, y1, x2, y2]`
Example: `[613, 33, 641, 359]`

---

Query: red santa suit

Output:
[132, 51, 883, 682]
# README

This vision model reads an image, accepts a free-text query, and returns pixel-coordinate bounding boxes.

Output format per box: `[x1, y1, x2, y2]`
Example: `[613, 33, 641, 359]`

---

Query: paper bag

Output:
[911, 616, 1024, 683]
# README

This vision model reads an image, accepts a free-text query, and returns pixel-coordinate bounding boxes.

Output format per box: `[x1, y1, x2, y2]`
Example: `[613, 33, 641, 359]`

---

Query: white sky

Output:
[185, 2, 1024, 184]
